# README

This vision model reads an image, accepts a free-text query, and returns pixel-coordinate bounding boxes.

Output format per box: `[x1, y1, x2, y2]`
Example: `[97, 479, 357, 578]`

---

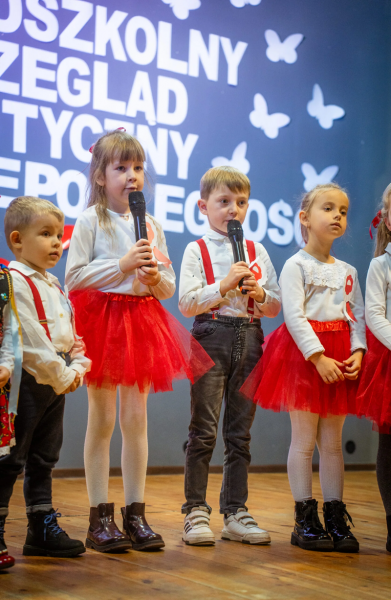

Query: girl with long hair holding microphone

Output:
[66, 129, 213, 552]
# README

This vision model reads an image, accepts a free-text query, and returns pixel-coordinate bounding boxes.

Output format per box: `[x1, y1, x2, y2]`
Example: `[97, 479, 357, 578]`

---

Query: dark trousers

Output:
[182, 315, 264, 515]
[0, 362, 68, 516]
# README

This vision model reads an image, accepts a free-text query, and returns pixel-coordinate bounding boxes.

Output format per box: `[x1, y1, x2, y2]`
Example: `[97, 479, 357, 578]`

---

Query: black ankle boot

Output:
[23, 509, 86, 557]
[323, 501, 359, 553]
[291, 499, 334, 551]
[121, 503, 164, 551]
[0, 515, 15, 570]
[386, 515, 391, 553]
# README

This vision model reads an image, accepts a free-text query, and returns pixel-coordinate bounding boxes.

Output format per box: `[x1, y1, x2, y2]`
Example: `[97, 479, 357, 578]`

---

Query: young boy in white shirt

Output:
[179, 166, 281, 546]
[0, 196, 90, 559]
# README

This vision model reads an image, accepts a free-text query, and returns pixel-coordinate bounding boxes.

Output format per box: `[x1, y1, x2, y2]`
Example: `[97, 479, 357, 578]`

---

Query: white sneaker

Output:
[183, 507, 215, 546]
[221, 508, 271, 545]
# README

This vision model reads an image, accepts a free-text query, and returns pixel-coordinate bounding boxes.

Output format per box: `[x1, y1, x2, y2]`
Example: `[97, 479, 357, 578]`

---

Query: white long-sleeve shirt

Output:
[0, 304, 15, 376]
[280, 250, 366, 360]
[179, 229, 281, 319]
[65, 206, 175, 300]
[9, 261, 90, 394]
[365, 242, 391, 350]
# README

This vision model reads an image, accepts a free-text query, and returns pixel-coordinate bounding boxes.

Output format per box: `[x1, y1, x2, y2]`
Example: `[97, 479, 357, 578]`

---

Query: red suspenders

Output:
[10, 269, 52, 341]
[196, 238, 257, 320]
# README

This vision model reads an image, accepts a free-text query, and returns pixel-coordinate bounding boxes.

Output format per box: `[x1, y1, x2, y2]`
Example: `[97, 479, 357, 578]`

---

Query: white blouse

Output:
[9, 261, 90, 394]
[179, 229, 281, 319]
[65, 206, 175, 300]
[365, 242, 391, 350]
[280, 250, 366, 360]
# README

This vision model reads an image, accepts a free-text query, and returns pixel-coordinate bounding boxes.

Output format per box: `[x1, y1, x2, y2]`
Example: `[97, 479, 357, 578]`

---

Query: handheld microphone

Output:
[227, 219, 247, 295]
[128, 191, 153, 267]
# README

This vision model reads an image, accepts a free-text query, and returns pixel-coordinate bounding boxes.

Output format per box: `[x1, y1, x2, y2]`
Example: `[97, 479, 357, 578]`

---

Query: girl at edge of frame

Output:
[65, 129, 214, 553]
[241, 183, 366, 553]
[356, 183, 391, 554]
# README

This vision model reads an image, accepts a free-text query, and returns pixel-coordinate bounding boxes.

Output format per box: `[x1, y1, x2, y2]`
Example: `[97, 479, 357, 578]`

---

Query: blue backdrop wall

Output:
[1, 0, 390, 470]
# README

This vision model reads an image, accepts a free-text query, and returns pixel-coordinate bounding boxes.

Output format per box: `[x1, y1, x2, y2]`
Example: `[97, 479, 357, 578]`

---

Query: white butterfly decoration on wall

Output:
[211, 142, 250, 174]
[161, 0, 201, 20]
[249, 94, 290, 139]
[307, 84, 345, 129]
[265, 30, 304, 64]
[301, 163, 339, 192]
[230, 0, 262, 7]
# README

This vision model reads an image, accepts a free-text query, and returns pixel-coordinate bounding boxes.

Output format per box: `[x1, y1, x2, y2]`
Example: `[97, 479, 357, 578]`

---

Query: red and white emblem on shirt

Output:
[248, 256, 267, 286]
[343, 269, 357, 322]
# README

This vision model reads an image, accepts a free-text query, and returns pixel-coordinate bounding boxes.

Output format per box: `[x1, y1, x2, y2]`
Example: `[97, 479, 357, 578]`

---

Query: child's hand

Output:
[343, 349, 364, 380]
[62, 371, 81, 394]
[220, 262, 252, 297]
[119, 239, 153, 274]
[241, 273, 266, 303]
[309, 352, 345, 384]
[137, 262, 161, 287]
[0, 366, 10, 387]
[70, 338, 86, 358]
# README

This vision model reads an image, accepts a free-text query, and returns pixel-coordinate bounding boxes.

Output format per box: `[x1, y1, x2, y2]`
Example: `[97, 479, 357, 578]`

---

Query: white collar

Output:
[8, 260, 59, 285]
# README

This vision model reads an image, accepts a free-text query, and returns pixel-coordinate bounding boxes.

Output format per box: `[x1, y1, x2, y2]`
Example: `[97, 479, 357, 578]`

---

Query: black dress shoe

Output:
[121, 503, 165, 551]
[23, 509, 86, 557]
[323, 501, 359, 553]
[291, 499, 334, 551]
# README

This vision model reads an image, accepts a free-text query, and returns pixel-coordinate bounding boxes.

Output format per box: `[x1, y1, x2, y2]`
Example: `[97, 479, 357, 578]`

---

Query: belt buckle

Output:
[212, 311, 218, 320]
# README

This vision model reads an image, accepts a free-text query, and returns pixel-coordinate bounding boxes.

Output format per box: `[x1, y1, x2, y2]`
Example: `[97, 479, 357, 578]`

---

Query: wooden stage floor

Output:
[1, 472, 390, 600]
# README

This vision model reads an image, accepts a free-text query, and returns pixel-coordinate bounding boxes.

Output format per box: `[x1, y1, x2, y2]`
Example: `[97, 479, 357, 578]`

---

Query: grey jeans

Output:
[182, 314, 264, 515]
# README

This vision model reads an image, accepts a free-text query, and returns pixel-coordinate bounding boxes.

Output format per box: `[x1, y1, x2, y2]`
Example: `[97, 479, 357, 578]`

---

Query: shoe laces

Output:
[331, 502, 355, 530]
[302, 502, 323, 530]
[43, 510, 65, 541]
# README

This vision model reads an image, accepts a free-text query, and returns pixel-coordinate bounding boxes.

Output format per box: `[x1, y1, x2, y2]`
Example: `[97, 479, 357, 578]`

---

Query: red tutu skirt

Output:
[356, 328, 391, 433]
[69, 290, 214, 392]
[240, 321, 359, 417]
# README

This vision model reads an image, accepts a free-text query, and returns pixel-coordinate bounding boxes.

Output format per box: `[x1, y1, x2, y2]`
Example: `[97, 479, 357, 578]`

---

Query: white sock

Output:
[84, 387, 117, 507]
[119, 385, 149, 506]
[317, 414, 345, 502]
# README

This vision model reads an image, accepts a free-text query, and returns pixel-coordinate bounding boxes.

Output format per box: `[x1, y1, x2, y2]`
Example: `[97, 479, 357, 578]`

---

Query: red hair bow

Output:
[369, 210, 382, 239]
[89, 127, 127, 154]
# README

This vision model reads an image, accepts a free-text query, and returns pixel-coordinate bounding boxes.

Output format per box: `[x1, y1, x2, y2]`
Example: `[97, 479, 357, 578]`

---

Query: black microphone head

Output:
[128, 191, 146, 214]
[227, 219, 243, 240]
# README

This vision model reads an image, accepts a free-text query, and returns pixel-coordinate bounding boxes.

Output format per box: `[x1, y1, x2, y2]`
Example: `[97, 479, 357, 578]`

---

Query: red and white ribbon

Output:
[248, 256, 267, 287]
[343, 269, 357, 322]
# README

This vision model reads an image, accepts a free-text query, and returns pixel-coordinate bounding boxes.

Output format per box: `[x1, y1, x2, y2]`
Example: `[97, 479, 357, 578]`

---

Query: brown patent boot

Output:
[86, 503, 132, 552]
[121, 503, 165, 551]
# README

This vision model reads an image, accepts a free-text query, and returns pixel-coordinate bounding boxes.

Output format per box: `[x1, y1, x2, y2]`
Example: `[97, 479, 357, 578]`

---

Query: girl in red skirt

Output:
[357, 183, 391, 552]
[241, 183, 366, 552]
[65, 130, 213, 552]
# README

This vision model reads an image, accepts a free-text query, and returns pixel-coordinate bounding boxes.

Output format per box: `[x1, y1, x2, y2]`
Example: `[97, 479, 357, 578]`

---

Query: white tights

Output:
[84, 385, 148, 507]
[288, 411, 345, 503]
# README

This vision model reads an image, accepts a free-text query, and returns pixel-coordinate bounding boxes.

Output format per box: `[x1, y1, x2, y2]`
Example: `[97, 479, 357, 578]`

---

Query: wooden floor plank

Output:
[1, 473, 390, 600]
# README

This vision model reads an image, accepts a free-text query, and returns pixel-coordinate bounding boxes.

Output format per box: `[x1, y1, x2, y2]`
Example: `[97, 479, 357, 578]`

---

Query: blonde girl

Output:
[242, 183, 366, 553]
[65, 130, 212, 553]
